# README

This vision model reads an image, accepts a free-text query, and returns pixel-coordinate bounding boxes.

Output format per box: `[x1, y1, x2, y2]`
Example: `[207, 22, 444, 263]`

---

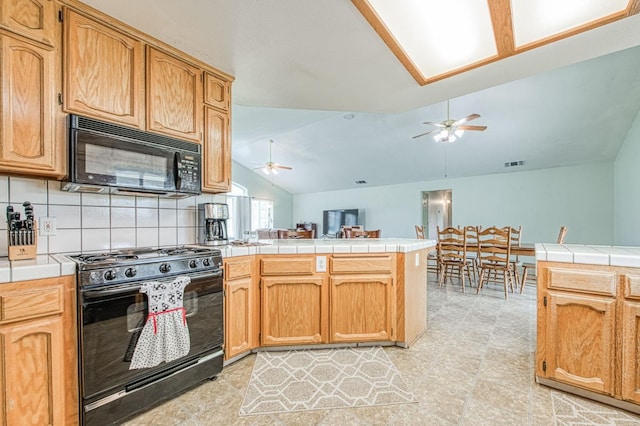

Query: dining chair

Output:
[278, 229, 314, 239]
[503, 225, 523, 288]
[464, 226, 480, 285]
[436, 226, 471, 292]
[519, 226, 567, 292]
[476, 226, 515, 299]
[415, 225, 425, 239]
[365, 229, 380, 238]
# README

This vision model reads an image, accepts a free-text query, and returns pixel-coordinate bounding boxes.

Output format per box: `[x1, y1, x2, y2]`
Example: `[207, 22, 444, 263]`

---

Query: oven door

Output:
[79, 270, 223, 402]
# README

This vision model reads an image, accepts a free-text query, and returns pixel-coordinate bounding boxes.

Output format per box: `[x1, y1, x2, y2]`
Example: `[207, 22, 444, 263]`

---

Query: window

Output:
[251, 199, 273, 230]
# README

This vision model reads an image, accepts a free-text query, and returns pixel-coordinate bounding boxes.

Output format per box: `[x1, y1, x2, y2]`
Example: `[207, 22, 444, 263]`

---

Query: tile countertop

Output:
[0, 254, 77, 284]
[535, 243, 640, 268]
[0, 239, 436, 284]
[216, 238, 437, 258]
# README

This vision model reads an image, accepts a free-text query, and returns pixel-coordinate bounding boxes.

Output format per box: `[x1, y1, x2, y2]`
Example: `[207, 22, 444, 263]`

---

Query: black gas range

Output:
[69, 246, 224, 425]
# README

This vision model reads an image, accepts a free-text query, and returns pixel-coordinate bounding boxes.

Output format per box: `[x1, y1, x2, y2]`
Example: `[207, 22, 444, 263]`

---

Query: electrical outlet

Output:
[316, 256, 327, 273]
[39, 217, 57, 236]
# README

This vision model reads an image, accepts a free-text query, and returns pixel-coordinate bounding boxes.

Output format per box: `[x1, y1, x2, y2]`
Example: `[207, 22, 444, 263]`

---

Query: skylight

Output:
[352, 0, 637, 86]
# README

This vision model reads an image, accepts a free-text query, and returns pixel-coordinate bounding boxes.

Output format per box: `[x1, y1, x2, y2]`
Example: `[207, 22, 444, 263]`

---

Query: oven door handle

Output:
[82, 270, 223, 300]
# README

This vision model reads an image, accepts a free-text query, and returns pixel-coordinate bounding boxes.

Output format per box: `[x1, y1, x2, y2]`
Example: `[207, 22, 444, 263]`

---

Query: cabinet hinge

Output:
[542, 361, 547, 372]
[58, 9, 64, 22]
[543, 296, 547, 307]
[223, 289, 226, 298]
[57, 93, 63, 105]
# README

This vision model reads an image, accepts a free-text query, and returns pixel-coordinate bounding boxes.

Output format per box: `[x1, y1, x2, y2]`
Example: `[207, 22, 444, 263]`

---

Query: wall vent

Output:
[355, 180, 367, 184]
[504, 160, 524, 168]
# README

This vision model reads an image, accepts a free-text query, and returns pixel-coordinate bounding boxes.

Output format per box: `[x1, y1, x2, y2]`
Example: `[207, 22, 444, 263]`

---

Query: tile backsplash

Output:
[0, 176, 226, 256]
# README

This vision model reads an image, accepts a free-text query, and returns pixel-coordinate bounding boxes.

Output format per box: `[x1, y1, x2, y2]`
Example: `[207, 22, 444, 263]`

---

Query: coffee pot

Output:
[197, 203, 229, 245]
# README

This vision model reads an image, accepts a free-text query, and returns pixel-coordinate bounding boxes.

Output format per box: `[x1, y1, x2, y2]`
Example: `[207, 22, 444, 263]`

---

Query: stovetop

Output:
[70, 246, 218, 265]
[70, 246, 223, 287]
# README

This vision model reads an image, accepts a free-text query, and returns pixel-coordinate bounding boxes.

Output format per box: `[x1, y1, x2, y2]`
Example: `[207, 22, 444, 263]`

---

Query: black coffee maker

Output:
[197, 203, 229, 245]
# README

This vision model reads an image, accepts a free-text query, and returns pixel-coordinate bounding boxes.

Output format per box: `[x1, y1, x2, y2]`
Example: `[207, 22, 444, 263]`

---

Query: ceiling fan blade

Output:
[421, 121, 445, 127]
[412, 129, 440, 139]
[452, 113, 480, 127]
[457, 125, 487, 131]
[274, 164, 292, 170]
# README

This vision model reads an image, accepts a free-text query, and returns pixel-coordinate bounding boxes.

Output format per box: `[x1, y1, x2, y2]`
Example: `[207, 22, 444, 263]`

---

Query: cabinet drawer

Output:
[1, 285, 63, 322]
[225, 258, 253, 280]
[547, 267, 616, 296]
[330, 254, 393, 274]
[624, 274, 640, 300]
[261, 256, 315, 276]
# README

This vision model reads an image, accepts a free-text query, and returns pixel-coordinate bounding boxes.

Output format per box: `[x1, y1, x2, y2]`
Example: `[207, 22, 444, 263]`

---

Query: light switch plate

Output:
[415, 252, 420, 267]
[39, 217, 57, 236]
[316, 256, 327, 272]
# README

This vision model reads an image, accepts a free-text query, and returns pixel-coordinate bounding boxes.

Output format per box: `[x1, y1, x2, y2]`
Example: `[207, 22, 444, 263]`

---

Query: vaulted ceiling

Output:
[80, 0, 640, 194]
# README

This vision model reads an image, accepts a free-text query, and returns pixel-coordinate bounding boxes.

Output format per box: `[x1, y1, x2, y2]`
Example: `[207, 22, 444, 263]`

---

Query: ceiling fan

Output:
[413, 100, 487, 142]
[255, 139, 292, 175]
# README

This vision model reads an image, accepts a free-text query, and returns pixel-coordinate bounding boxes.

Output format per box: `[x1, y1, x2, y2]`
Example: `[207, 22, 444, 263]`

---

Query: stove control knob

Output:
[104, 270, 117, 281]
[189, 259, 198, 268]
[125, 267, 137, 278]
[159, 263, 171, 273]
[202, 258, 211, 267]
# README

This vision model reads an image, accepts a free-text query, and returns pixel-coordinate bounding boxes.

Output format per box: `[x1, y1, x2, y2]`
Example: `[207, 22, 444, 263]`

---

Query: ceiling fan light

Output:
[454, 128, 464, 138]
[434, 133, 442, 142]
[448, 134, 457, 143]
[271, 168, 279, 175]
[262, 167, 270, 175]
[439, 129, 449, 139]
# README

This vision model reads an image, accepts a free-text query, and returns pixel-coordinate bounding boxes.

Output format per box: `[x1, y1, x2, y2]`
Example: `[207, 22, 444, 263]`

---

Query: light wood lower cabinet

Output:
[0, 275, 77, 425]
[330, 275, 392, 342]
[261, 275, 328, 346]
[622, 299, 640, 403]
[543, 290, 616, 395]
[224, 256, 259, 360]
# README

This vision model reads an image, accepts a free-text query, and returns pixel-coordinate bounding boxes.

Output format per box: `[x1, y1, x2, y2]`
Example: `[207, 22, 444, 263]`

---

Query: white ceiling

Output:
[80, 0, 640, 194]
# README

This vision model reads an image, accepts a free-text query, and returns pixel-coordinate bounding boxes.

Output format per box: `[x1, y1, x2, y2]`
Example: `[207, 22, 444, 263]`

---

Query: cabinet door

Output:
[261, 276, 328, 346]
[202, 107, 231, 192]
[0, 34, 62, 177]
[203, 72, 230, 111]
[146, 46, 202, 142]
[64, 8, 144, 128]
[2, 315, 65, 425]
[622, 300, 640, 403]
[544, 291, 616, 395]
[225, 277, 253, 359]
[0, 0, 56, 46]
[330, 275, 393, 342]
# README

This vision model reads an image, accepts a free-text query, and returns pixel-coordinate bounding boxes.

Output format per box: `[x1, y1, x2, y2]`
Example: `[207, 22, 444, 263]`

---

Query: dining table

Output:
[510, 242, 535, 257]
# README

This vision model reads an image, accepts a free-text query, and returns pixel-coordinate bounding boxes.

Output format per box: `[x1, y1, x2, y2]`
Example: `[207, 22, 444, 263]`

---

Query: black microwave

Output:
[62, 115, 201, 198]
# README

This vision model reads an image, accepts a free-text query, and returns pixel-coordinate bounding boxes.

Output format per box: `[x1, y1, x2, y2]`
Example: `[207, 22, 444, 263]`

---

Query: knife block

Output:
[7, 221, 37, 261]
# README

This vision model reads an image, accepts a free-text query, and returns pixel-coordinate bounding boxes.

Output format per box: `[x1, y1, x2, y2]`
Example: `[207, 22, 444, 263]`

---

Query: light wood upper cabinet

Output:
[203, 107, 231, 193]
[330, 275, 393, 343]
[204, 72, 230, 112]
[0, 0, 56, 46]
[63, 8, 144, 128]
[543, 290, 616, 395]
[0, 33, 63, 177]
[146, 46, 202, 142]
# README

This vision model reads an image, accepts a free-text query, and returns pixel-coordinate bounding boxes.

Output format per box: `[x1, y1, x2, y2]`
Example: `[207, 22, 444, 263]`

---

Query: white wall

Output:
[614, 109, 640, 245]
[294, 162, 614, 244]
[231, 161, 293, 229]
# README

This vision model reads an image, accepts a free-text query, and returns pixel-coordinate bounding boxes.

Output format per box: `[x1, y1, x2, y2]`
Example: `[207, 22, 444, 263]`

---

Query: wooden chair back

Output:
[437, 226, 466, 265]
[503, 226, 522, 247]
[415, 225, 425, 239]
[464, 226, 478, 253]
[477, 226, 512, 268]
[366, 229, 380, 238]
[557, 226, 567, 244]
[278, 229, 314, 239]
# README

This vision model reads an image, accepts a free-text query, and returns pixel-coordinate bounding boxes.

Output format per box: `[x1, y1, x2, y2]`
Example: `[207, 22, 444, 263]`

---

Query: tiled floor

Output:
[124, 274, 640, 425]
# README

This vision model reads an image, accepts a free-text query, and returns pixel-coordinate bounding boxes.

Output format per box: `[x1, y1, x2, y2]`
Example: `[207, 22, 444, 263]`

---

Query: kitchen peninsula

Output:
[220, 238, 435, 361]
[535, 243, 640, 414]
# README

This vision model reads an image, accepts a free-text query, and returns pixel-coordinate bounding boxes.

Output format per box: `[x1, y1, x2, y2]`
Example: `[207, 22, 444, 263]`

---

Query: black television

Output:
[322, 209, 359, 236]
